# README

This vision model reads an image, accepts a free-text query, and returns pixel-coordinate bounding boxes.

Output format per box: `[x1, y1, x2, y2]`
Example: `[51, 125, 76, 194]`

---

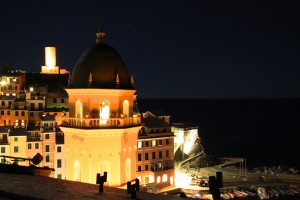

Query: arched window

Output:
[74, 160, 81, 181]
[99, 161, 111, 185]
[156, 176, 161, 183]
[75, 100, 82, 119]
[100, 101, 109, 124]
[123, 100, 129, 118]
[126, 158, 131, 181]
[162, 174, 168, 182]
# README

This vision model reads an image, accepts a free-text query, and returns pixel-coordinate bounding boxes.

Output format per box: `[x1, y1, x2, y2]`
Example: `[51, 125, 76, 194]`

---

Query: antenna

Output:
[97, 16, 104, 32]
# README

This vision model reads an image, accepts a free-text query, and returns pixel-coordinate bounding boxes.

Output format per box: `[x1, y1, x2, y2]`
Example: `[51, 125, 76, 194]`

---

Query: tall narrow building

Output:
[60, 27, 141, 186]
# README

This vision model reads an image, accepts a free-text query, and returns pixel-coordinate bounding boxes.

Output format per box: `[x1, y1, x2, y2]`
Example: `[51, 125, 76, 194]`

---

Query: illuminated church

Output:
[60, 27, 141, 186]
[0, 26, 175, 189]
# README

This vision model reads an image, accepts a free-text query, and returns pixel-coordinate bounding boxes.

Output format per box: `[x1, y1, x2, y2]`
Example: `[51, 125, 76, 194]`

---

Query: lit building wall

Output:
[41, 47, 59, 74]
[0, 129, 10, 163]
[136, 136, 175, 186]
[9, 135, 27, 163]
[0, 73, 26, 96]
[54, 144, 66, 179]
[61, 126, 140, 186]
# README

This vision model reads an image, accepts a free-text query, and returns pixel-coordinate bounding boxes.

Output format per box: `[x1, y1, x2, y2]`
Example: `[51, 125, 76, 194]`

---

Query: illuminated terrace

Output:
[61, 116, 141, 128]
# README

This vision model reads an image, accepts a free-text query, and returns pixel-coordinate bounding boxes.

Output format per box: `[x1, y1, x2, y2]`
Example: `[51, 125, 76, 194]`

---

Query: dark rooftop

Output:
[0, 173, 190, 200]
[9, 128, 27, 136]
[142, 117, 170, 128]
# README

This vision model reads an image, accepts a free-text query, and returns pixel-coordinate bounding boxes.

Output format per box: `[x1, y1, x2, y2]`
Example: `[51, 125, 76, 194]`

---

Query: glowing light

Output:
[175, 168, 192, 188]
[157, 176, 161, 183]
[138, 141, 143, 148]
[75, 100, 82, 119]
[183, 129, 199, 155]
[100, 101, 109, 124]
[175, 130, 184, 145]
[1, 80, 6, 86]
[162, 174, 168, 182]
[152, 140, 156, 146]
[45, 47, 56, 68]
[30, 87, 34, 92]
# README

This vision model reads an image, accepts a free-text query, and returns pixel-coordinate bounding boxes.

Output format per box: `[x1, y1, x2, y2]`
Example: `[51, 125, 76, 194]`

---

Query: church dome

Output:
[71, 30, 133, 89]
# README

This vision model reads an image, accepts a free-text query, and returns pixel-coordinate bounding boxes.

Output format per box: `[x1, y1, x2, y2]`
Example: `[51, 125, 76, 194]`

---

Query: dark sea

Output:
[138, 98, 300, 169]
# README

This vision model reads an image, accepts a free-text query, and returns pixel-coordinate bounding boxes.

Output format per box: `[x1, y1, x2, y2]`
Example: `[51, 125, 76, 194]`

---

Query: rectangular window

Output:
[152, 140, 156, 146]
[61, 98, 64, 103]
[35, 143, 39, 149]
[45, 145, 50, 152]
[166, 139, 169, 145]
[21, 111, 25, 116]
[45, 134, 50, 140]
[14, 137, 18, 142]
[145, 165, 149, 171]
[46, 155, 50, 162]
[1, 147, 5, 153]
[159, 140, 162, 146]
[53, 98, 57, 103]
[57, 174, 62, 179]
[57, 146, 61, 152]
[0, 110, 4, 115]
[38, 103, 43, 110]
[1, 101, 4, 106]
[29, 112, 34, 117]
[1, 158, 5, 163]
[14, 146, 18, 153]
[15, 111, 18, 116]
[28, 143, 32, 149]
[159, 151, 162, 158]
[7, 110, 10, 115]
[138, 166, 141, 172]
[152, 152, 156, 159]
[57, 159, 62, 168]
[145, 141, 149, 147]
[137, 141, 143, 148]
[138, 153, 142, 161]
[145, 153, 149, 160]
[166, 150, 169, 157]
[30, 103, 35, 110]
[35, 132, 39, 137]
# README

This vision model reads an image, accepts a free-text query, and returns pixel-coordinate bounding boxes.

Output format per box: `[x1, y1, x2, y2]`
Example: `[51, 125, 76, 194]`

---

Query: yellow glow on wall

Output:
[123, 100, 129, 117]
[73, 160, 81, 181]
[183, 129, 198, 155]
[175, 130, 184, 145]
[126, 158, 131, 181]
[75, 100, 82, 119]
[175, 169, 191, 188]
[45, 47, 56, 68]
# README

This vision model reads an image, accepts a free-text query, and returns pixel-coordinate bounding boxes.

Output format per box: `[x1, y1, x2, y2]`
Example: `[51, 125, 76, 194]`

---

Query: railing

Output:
[0, 139, 8, 144]
[61, 117, 141, 128]
[27, 137, 41, 142]
[41, 127, 55, 132]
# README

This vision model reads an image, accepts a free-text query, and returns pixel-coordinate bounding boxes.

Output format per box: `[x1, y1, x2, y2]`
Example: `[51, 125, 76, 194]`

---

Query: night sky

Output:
[1, 1, 300, 99]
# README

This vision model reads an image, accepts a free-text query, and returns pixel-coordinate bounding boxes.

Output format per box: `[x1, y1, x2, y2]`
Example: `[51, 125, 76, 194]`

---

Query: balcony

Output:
[27, 136, 41, 142]
[0, 139, 8, 144]
[61, 117, 141, 129]
[150, 162, 174, 172]
[41, 127, 55, 133]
